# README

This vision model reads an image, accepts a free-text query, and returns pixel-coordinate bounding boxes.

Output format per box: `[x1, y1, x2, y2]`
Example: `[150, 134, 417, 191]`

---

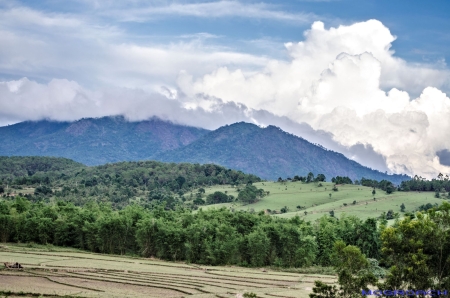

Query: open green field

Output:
[0, 244, 336, 298]
[197, 182, 444, 222]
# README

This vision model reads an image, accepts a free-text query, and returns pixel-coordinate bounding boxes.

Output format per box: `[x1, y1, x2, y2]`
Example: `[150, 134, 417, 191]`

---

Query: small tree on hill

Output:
[386, 209, 395, 220]
[306, 172, 314, 183]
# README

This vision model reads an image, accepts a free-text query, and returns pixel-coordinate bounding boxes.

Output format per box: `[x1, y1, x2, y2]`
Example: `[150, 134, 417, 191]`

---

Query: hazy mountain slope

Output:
[0, 116, 209, 165]
[155, 122, 409, 184]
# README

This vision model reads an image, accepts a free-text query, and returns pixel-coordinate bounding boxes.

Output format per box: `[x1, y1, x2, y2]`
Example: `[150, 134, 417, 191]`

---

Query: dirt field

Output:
[0, 244, 337, 298]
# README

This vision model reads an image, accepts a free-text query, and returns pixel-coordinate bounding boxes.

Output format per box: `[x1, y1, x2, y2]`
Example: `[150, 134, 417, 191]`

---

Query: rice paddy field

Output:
[0, 244, 337, 298]
[196, 181, 444, 222]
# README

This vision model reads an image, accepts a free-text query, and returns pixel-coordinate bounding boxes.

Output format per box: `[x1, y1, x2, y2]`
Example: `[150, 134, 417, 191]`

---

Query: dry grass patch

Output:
[0, 276, 91, 296]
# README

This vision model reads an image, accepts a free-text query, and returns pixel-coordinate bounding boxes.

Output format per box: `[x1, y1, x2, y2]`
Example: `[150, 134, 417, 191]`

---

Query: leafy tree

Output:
[310, 280, 339, 298]
[331, 176, 352, 184]
[315, 174, 326, 182]
[34, 185, 53, 196]
[310, 241, 376, 298]
[206, 191, 230, 204]
[400, 203, 405, 212]
[247, 228, 270, 267]
[380, 203, 450, 290]
[193, 197, 205, 205]
[238, 185, 265, 204]
[306, 172, 315, 183]
[385, 210, 395, 220]
[332, 241, 377, 298]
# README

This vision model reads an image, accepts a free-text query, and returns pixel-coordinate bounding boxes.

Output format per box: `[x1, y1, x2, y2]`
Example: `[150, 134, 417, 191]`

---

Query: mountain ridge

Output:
[155, 122, 409, 183]
[0, 116, 209, 165]
[0, 117, 409, 184]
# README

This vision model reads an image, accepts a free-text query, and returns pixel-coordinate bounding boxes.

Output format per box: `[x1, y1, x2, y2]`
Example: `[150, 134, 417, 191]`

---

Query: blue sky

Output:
[1, 0, 450, 178]
[12, 0, 450, 65]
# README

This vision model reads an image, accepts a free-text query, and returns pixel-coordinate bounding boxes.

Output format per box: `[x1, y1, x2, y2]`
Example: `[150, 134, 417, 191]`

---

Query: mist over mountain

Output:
[0, 117, 409, 184]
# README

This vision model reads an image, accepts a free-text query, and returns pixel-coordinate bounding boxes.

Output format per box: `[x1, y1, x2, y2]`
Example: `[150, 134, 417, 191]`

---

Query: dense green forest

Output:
[0, 197, 379, 266]
[0, 157, 261, 209]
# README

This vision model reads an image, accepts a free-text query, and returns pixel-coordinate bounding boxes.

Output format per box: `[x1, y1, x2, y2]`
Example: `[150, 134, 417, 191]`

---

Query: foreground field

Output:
[198, 182, 444, 221]
[0, 244, 337, 298]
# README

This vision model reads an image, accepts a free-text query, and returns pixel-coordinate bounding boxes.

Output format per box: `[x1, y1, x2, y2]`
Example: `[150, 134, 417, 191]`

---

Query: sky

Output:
[1, 0, 450, 178]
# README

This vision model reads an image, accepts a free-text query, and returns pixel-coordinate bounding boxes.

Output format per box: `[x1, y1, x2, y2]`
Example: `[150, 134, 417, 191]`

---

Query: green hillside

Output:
[196, 181, 444, 221]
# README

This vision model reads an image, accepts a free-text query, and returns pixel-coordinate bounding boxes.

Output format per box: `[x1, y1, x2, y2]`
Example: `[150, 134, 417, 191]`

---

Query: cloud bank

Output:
[177, 20, 450, 178]
[1, 6, 450, 179]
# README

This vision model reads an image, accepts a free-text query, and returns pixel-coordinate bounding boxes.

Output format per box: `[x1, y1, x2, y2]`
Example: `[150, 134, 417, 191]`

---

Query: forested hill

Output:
[156, 122, 409, 184]
[0, 157, 261, 208]
[0, 116, 209, 165]
[0, 156, 84, 180]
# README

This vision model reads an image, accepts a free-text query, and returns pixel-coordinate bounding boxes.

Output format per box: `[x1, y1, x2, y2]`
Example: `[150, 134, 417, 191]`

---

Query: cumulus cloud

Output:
[177, 20, 450, 178]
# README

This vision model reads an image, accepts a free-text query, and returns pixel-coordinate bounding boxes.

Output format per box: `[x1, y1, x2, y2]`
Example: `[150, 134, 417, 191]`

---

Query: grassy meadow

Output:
[0, 243, 336, 298]
[195, 181, 443, 222]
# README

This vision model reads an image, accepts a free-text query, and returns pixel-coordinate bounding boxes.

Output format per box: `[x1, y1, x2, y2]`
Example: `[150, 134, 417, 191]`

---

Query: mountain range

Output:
[0, 116, 409, 184]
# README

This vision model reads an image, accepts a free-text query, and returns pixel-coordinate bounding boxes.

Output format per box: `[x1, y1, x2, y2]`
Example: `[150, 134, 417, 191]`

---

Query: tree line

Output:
[0, 196, 379, 267]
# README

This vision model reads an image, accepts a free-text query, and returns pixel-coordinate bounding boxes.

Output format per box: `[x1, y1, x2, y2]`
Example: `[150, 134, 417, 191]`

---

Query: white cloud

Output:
[177, 20, 450, 178]
[0, 2, 276, 89]
[79, 0, 318, 24]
